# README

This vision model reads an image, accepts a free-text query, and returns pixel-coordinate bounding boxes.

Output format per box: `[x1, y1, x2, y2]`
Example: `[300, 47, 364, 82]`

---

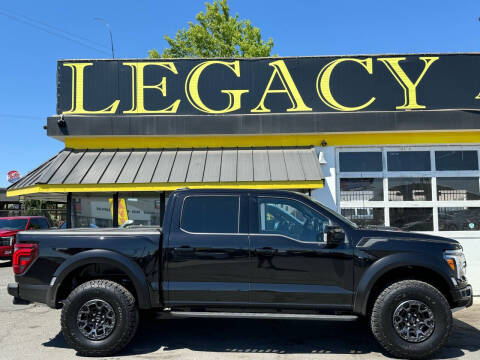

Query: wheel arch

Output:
[48, 249, 152, 309]
[354, 253, 453, 316]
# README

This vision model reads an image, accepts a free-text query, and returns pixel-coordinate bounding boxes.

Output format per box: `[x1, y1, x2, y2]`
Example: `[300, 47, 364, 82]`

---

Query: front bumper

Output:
[451, 284, 473, 308]
[7, 282, 49, 304]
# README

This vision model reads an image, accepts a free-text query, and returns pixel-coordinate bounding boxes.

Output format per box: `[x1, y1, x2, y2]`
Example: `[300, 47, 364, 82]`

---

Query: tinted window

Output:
[388, 178, 432, 201]
[435, 151, 478, 171]
[258, 198, 329, 242]
[181, 196, 239, 233]
[437, 177, 480, 201]
[0, 219, 27, 230]
[28, 218, 49, 229]
[341, 208, 384, 227]
[387, 151, 431, 171]
[340, 178, 383, 201]
[339, 152, 382, 172]
[439, 207, 480, 231]
[389, 208, 433, 231]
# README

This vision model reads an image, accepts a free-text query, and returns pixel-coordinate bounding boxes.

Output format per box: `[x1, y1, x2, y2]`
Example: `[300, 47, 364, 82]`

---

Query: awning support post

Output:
[113, 192, 119, 227]
[160, 192, 166, 227]
[66, 193, 72, 229]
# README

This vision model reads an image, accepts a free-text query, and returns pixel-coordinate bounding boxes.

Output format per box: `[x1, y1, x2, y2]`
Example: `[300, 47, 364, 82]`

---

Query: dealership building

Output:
[7, 54, 480, 294]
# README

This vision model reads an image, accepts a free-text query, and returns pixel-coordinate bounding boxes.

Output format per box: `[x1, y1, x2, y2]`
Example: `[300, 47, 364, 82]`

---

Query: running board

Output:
[164, 311, 359, 321]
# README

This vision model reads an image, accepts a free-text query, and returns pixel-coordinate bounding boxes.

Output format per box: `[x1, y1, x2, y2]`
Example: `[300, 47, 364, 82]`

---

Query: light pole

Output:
[94, 17, 114, 58]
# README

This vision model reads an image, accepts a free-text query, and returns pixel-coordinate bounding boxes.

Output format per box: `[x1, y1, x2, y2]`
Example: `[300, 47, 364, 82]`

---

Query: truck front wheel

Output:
[370, 280, 452, 359]
[60, 279, 139, 356]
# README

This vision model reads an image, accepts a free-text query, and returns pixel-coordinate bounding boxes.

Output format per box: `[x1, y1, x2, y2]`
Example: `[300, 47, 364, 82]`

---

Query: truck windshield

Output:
[0, 219, 28, 230]
[306, 196, 359, 229]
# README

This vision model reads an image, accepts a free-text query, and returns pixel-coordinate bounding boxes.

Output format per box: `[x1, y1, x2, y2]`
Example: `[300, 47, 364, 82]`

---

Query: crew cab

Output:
[7, 189, 473, 359]
[0, 216, 49, 259]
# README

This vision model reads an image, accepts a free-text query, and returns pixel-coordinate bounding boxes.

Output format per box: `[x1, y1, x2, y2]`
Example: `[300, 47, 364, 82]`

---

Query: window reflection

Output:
[390, 208, 433, 231]
[341, 208, 384, 227]
[437, 178, 480, 201]
[388, 178, 432, 201]
[72, 195, 113, 228]
[258, 198, 329, 242]
[439, 207, 480, 231]
[340, 178, 383, 201]
[120, 192, 168, 227]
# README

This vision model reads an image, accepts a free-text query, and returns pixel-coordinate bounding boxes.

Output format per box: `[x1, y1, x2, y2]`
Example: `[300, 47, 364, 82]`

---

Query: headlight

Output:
[444, 249, 467, 280]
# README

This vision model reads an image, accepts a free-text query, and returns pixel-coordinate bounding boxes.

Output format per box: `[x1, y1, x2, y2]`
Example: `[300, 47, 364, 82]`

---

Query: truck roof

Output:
[0, 216, 47, 220]
[175, 188, 308, 196]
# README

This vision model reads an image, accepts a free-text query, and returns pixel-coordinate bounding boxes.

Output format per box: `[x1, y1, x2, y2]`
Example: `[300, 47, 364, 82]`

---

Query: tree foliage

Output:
[149, 0, 274, 58]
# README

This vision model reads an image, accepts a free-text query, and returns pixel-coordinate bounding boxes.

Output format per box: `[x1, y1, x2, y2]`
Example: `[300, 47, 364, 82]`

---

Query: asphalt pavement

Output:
[0, 260, 479, 360]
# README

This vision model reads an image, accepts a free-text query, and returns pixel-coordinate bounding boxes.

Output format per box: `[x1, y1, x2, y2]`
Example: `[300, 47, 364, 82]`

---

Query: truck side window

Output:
[28, 218, 49, 230]
[258, 197, 329, 242]
[181, 196, 240, 234]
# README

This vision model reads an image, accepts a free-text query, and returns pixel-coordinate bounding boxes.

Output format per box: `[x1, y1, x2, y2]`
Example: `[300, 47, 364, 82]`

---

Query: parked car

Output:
[7, 189, 472, 359]
[0, 216, 50, 260]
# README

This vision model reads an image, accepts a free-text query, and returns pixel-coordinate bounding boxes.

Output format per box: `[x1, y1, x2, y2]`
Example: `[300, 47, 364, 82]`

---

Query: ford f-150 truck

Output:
[7, 189, 473, 359]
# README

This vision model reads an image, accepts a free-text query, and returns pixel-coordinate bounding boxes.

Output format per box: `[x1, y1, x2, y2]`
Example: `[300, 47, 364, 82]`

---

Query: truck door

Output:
[249, 195, 354, 309]
[165, 193, 250, 307]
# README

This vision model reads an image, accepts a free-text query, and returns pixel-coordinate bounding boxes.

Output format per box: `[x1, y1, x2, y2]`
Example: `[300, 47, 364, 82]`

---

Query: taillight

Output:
[13, 243, 38, 275]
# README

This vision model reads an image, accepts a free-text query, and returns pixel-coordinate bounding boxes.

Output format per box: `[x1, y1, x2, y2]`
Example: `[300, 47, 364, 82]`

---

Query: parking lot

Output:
[0, 260, 479, 360]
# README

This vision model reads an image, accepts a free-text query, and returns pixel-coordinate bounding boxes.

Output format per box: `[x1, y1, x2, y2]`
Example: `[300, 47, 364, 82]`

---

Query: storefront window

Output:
[119, 192, 167, 227]
[341, 208, 384, 227]
[387, 151, 430, 171]
[72, 195, 113, 228]
[340, 178, 383, 201]
[388, 178, 432, 201]
[435, 151, 478, 171]
[337, 147, 480, 232]
[389, 208, 433, 231]
[339, 152, 382, 172]
[437, 177, 480, 201]
[439, 207, 480, 231]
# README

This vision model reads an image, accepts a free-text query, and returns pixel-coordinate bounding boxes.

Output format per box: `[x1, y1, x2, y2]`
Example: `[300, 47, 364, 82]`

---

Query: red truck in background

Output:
[0, 216, 49, 260]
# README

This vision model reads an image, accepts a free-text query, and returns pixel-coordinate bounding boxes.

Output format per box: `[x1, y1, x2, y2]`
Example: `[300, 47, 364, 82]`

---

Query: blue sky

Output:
[1, 0, 480, 187]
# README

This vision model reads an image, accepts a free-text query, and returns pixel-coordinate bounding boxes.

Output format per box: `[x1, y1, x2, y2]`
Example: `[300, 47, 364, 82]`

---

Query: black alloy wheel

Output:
[61, 279, 139, 356]
[371, 280, 452, 359]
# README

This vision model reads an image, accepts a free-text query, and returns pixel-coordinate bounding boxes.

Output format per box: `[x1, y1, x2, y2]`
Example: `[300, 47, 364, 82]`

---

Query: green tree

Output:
[149, 0, 274, 58]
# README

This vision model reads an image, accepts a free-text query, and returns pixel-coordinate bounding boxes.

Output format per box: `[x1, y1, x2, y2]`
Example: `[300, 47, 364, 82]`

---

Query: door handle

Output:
[255, 247, 276, 255]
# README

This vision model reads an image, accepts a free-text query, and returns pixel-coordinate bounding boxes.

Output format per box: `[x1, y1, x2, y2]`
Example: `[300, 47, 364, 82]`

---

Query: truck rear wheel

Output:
[370, 280, 452, 359]
[60, 279, 139, 356]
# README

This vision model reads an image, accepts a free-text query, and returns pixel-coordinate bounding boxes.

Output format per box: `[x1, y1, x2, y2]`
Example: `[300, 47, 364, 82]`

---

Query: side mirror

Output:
[323, 225, 345, 248]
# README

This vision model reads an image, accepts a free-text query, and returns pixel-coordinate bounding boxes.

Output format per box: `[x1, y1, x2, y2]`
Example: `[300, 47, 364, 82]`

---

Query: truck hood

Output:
[0, 229, 20, 237]
[356, 228, 461, 249]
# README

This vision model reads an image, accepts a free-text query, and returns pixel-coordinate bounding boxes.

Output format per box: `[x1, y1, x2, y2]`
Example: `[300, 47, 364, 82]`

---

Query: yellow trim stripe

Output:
[65, 131, 480, 149]
[7, 181, 324, 197]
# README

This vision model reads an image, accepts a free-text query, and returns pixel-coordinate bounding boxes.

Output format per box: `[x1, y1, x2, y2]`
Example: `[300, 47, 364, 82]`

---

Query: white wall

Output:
[312, 146, 338, 211]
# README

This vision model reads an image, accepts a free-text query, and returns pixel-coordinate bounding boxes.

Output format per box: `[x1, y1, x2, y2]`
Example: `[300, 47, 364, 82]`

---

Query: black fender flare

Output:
[47, 249, 152, 309]
[353, 252, 452, 316]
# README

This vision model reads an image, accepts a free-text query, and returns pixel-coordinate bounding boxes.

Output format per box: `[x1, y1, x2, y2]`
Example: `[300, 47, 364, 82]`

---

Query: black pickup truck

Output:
[8, 188, 472, 359]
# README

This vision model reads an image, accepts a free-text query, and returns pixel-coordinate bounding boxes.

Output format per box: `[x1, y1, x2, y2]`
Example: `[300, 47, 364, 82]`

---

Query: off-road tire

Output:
[61, 279, 139, 356]
[371, 280, 452, 359]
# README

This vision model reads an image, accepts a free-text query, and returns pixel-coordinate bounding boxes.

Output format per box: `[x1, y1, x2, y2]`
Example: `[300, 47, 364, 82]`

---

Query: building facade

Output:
[7, 54, 480, 293]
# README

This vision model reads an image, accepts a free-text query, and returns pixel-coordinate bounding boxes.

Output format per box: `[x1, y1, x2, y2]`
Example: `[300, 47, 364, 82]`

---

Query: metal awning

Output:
[7, 147, 324, 196]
